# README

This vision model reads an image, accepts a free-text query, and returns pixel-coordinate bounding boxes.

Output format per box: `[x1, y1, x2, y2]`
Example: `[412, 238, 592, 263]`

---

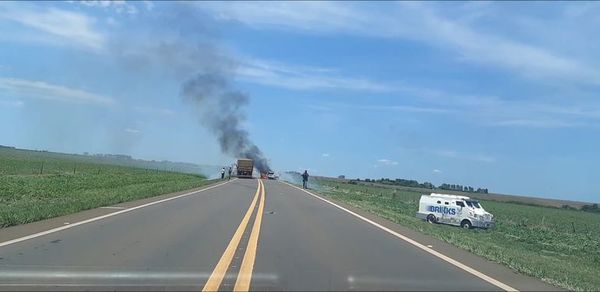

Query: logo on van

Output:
[428, 205, 457, 215]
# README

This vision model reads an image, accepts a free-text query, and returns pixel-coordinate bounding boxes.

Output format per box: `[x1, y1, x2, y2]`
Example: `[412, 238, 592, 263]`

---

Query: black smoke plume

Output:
[181, 73, 271, 173]
[109, 6, 271, 172]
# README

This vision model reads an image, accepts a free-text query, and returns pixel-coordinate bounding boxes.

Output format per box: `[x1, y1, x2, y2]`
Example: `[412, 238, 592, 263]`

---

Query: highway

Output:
[0, 179, 559, 291]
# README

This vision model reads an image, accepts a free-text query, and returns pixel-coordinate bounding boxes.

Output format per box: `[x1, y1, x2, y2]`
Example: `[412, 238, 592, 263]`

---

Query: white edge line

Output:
[0, 179, 237, 248]
[281, 181, 517, 292]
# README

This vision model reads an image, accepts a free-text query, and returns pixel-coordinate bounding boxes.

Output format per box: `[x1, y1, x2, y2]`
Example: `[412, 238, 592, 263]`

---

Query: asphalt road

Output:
[0, 179, 558, 291]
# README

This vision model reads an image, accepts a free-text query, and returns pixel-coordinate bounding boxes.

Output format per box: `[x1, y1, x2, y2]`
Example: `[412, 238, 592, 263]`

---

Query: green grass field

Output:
[312, 178, 600, 291]
[0, 147, 213, 228]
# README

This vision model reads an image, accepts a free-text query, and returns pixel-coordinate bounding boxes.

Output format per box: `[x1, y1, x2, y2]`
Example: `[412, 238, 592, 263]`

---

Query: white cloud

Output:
[237, 58, 393, 92]
[79, 1, 138, 15]
[116, 3, 138, 15]
[306, 101, 453, 117]
[530, 104, 600, 120]
[0, 99, 24, 108]
[0, 77, 115, 106]
[304, 104, 335, 112]
[143, 1, 155, 11]
[433, 169, 442, 173]
[352, 79, 600, 128]
[408, 4, 600, 86]
[202, 2, 369, 35]
[301, 77, 600, 128]
[322, 153, 330, 157]
[456, 96, 600, 128]
[306, 83, 600, 128]
[204, 2, 600, 86]
[79, 1, 112, 8]
[377, 158, 399, 166]
[106, 17, 118, 26]
[491, 119, 585, 129]
[124, 128, 141, 134]
[133, 106, 176, 116]
[0, 6, 106, 51]
[344, 104, 452, 114]
[435, 150, 496, 163]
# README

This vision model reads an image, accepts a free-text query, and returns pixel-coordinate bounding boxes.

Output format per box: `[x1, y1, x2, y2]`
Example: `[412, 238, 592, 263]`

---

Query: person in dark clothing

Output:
[302, 170, 309, 189]
[228, 167, 232, 180]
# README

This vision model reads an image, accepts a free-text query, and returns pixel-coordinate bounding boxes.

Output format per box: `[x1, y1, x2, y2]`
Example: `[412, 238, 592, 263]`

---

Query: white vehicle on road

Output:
[416, 193, 494, 229]
[267, 171, 278, 180]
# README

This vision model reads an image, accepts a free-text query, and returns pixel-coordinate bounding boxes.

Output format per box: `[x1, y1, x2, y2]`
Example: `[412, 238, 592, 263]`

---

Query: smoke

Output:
[181, 73, 271, 173]
[109, 6, 271, 172]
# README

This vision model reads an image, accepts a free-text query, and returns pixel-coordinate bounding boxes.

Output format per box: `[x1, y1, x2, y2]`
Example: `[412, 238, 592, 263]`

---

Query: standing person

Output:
[228, 167, 232, 180]
[302, 170, 309, 189]
[221, 167, 225, 179]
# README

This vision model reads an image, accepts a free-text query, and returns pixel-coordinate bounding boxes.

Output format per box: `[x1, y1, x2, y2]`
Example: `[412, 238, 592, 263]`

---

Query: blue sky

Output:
[1, 1, 599, 202]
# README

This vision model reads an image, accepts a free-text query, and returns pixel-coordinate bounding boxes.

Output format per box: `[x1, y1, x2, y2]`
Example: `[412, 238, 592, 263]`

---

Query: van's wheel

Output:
[460, 220, 472, 229]
[426, 214, 437, 224]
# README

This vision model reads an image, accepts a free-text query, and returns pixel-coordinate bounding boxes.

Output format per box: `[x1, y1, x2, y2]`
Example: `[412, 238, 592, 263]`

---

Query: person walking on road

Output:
[228, 167, 232, 180]
[221, 167, 225, 179]
[302, 170, 309, 189]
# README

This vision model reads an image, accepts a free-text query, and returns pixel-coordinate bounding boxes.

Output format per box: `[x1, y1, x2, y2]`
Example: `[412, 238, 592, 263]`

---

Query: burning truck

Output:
[236, 158, 254, 178]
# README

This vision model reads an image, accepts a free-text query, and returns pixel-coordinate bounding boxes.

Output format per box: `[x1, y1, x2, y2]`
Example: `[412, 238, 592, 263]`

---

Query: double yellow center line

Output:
[202, 179, 266, 292]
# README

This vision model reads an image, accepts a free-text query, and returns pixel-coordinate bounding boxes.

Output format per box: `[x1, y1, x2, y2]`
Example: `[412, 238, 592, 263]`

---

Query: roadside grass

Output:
[311, 178, 600, 291]
[0, 148, 212, 228]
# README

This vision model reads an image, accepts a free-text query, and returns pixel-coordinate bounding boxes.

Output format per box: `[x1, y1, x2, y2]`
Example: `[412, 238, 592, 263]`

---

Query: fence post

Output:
[571, 222, 576, 233]
[541, 216, 545, 226]
[73, 164, 76, 174]
[40, 162, 44, 175]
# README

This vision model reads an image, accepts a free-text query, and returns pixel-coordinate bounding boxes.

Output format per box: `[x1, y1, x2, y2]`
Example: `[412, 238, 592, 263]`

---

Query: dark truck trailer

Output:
[236, 159, 254, 178]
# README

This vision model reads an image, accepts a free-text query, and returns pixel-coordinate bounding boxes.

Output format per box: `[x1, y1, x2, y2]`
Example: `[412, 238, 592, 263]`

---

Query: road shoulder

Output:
[0, 179, 228, 244]
[286, 182, 562, 291]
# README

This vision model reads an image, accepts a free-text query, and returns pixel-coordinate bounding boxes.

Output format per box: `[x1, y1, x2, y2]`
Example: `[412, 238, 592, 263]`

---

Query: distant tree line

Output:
[581, 203, 600, 214]
[93, 154, 133, 160]
[560, 203, 599, 214]
[439, 183, 488, 194]
[351, 178, 488, 194]
[346, 177, 600, 214]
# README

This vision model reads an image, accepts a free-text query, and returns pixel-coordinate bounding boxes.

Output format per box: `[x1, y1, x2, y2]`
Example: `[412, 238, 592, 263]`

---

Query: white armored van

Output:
[416, 193, 494, 229]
